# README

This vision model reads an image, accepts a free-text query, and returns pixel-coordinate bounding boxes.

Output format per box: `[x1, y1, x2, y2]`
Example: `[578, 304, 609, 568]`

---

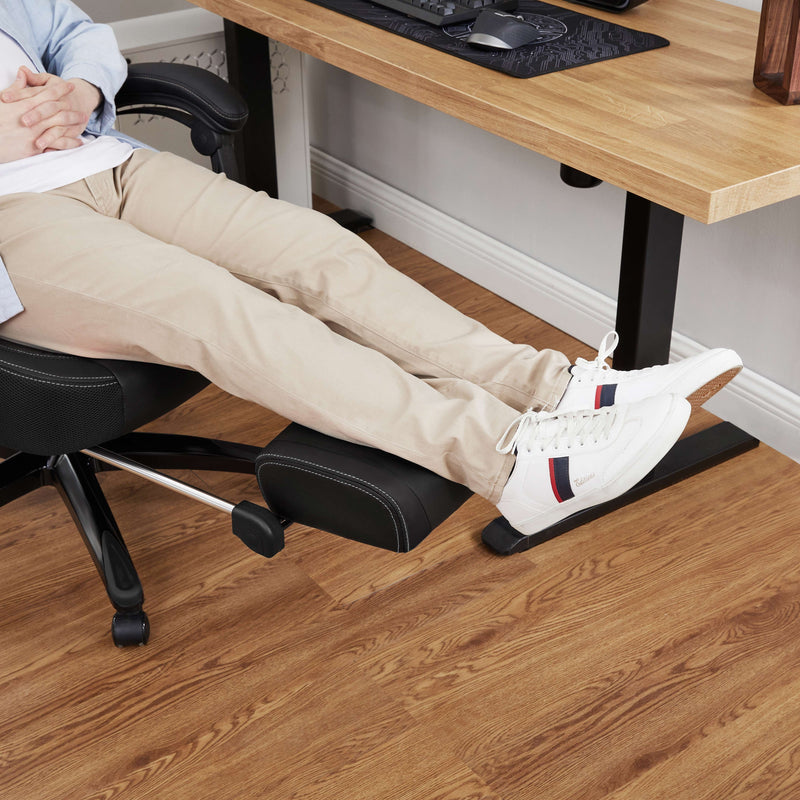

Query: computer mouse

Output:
[466, 10, 550, 50]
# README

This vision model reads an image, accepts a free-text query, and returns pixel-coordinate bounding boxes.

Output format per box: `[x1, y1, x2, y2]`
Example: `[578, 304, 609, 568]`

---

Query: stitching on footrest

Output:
[0, 342, 73, 359]
[0, 363, 117, 389]
[257, 453, 410, 552]
[0, 354, 117, 381]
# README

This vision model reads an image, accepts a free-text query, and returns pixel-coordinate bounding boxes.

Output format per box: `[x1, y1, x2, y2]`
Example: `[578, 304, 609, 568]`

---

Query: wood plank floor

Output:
[2, 217, 799, 800]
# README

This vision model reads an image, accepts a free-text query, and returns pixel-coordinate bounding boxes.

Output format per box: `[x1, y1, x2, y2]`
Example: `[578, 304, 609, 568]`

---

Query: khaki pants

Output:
[0, 150, 570, 502]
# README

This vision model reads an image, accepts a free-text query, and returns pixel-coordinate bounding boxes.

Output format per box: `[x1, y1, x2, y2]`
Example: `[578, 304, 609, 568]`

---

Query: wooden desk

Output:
[190, 0, 799, 224]
[187, 0, 772, 549]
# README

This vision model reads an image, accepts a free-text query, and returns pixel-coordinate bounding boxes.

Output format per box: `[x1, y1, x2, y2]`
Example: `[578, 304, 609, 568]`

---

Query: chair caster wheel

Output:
[112, 610, 151, 647]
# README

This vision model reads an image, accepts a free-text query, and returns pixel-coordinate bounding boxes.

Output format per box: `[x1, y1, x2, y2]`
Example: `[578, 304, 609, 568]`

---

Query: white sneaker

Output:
[557, 332, 742, 414]
[496, 394, 690, 536]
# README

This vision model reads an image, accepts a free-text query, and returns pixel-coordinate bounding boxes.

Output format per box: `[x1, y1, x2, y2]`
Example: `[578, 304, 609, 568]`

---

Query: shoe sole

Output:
[685, 364, 742, 411]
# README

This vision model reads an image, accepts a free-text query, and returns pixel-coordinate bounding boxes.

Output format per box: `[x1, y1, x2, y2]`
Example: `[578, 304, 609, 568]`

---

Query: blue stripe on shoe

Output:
[549, 456, 575, 503]
[595, 383, 617, 408]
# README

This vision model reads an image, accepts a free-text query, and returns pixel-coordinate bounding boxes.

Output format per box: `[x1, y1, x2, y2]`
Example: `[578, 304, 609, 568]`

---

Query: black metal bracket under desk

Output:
[219, 25, 758, 552]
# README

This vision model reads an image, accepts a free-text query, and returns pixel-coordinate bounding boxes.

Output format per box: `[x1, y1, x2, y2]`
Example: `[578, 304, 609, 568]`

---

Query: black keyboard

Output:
[369, 0, 519, 27]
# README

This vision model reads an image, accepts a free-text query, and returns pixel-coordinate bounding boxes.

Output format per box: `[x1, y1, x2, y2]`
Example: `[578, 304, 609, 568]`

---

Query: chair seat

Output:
[0, 339, 209, 455]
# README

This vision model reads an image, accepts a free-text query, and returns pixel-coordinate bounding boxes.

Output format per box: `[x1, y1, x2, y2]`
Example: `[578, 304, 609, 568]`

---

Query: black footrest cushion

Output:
[255, 424, 472, 552]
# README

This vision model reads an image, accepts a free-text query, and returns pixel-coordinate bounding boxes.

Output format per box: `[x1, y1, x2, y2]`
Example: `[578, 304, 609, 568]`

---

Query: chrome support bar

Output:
[83, 446, 236, 515]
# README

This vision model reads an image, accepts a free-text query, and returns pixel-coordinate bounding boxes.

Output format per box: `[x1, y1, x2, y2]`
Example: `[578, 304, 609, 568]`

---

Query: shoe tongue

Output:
[521, 411, 573, 450]
[538, 414, 567, 438]
[570, 359, 594, 377]
[528, 407, 616, 452]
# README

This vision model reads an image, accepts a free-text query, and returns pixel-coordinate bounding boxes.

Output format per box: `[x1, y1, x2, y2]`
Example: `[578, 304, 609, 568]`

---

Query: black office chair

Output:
[0, 62, 471, 647]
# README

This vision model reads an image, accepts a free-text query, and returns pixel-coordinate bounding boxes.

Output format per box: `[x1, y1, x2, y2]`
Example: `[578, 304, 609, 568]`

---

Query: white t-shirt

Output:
[0, 30, 133, 198]
[0, 31, 134, 320]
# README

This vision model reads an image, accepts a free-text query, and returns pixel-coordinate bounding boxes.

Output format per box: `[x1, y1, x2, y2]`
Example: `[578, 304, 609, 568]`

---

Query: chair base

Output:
[0, 435, 280, 646]
[2, 426, 472, 645]
[0, 450, 151, 646]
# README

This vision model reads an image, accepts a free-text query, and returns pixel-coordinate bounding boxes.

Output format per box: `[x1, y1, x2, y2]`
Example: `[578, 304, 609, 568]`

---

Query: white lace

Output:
[571, 331, 619, 378]
[496, 406, 618, 455]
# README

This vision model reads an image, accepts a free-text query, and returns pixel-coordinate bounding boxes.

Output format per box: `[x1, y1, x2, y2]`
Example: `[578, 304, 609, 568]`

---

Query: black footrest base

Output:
[483, 422, 759, 555]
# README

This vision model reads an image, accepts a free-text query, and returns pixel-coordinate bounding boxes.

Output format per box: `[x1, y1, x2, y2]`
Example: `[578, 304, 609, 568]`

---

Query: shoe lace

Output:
[496, 405, 618, 455]
[571, 331, 619, 377]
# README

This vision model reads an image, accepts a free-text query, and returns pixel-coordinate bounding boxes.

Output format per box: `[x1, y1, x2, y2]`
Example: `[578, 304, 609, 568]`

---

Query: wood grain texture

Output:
[188, 0, 800, 223]
[1, 222, 798, 800]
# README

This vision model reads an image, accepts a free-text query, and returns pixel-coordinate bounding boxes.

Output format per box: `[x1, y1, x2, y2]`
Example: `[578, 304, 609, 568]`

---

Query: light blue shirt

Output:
[0, 0, 127, 135]
[0, 0, 130, 322]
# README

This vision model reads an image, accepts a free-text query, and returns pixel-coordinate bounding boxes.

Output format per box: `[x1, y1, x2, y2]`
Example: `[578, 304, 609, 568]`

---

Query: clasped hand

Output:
[0, 65, 101, 164]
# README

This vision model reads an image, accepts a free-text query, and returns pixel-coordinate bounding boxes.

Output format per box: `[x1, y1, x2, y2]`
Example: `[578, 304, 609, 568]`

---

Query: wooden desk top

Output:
[190, 0, 800, 224]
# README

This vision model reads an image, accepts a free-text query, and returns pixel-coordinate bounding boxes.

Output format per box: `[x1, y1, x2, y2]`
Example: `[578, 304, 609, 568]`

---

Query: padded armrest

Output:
[256, 424, 472, 553]
[116, 62, 248, 135]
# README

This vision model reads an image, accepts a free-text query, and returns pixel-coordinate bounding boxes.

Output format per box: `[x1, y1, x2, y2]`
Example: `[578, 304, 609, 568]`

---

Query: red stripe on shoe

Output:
[549, 457, 562, 502]
[549, 457, 575, 503]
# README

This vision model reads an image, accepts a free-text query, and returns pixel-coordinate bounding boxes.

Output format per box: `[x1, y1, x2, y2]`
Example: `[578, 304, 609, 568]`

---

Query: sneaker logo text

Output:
[574, 473, 596, 487]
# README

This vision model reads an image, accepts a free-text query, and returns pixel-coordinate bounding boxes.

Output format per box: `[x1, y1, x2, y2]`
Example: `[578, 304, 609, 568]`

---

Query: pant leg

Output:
[114, 150, 571, 413]
[0, 177, 518, 502]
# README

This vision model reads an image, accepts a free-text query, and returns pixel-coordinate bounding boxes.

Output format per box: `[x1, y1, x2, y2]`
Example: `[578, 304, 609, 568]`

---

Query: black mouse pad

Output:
[302, 0, 668, 78]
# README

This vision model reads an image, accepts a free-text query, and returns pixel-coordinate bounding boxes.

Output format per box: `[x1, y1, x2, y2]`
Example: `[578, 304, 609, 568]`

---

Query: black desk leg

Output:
[614, 193, 684, 370]
[482, 192, 759, 555]
[222, 23, 373, 231]
[224, 20, 279, 196]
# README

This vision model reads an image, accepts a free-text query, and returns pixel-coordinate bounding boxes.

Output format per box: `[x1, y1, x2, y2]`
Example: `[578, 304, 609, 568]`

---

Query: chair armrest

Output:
[116, 62, 249, 178]
[116, 62, 248, 135]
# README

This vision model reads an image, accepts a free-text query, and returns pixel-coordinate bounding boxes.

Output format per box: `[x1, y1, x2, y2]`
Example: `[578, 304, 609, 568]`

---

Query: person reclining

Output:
[0, 0, 742, 539]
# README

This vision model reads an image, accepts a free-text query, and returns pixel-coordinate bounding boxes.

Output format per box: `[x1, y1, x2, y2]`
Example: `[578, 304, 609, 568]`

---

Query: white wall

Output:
[78, 0, 191, 23]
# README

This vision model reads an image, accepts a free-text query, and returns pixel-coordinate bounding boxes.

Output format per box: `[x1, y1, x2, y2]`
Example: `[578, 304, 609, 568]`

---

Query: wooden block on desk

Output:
[754, 0, 800, 104]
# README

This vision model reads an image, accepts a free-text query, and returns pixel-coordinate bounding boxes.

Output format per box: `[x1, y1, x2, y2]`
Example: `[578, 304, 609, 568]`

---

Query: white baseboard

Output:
[311, 146, 800, 464]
